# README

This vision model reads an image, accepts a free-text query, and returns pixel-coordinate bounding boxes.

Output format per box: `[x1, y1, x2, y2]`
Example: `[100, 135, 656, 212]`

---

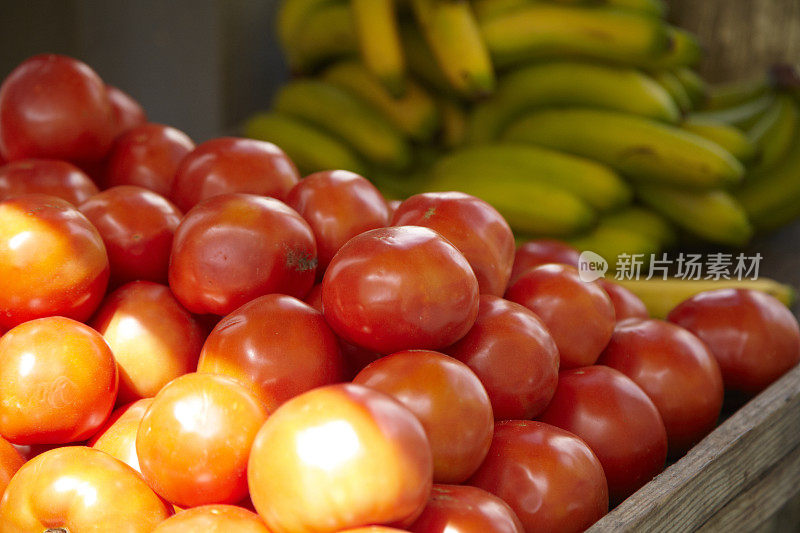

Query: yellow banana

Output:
[682, 117, 756, 164]
[475, 0, 667, 18]
[673, 68, 708, 109]
[399, 22, 459, 97]
[652, 70, 692, 114]
[704, 76, 771, 111]
[747, 94, 798, 172]
[503, 108, 745, 188]
[276, 0, 339, 62]
[439, 99, 469, 149]
[288, 2, 357, 73]
[601, 207, 677, 249]
[472, 0, 526, 19]
[692, 93, 776, 130]
[649, 27, 702, 70]
[351, 0, 406, 96]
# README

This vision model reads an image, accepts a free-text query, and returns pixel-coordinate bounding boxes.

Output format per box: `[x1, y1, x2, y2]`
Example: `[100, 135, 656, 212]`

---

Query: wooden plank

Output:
[588, 363, 800, 532]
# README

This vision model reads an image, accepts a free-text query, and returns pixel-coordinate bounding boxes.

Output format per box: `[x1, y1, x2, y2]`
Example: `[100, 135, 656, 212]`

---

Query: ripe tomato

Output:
[322, 226, 479, 354]
[468, 420, 608, 533]
[353, 350, 493, 483]
[598, 319, 723, 455]
[509, 239, 580, 286]
[79, 185, 183, 285]
[0, 317, 118, 444]
[170, 137, 300, 212]
[198, 293, 345, 412]
[408, 484, 523, 533]
[445, 295, 559, 420]
[668, 289, 800, 395]
[248, 383, 433, 532]
[286, 170, 390, 274]
[0, 446, 172, 529]
[0, 194, 109, 329]
[0, 54, 114, 163]
[88, 398, 152, 472]
[169, 193, 317, 315]
[538, 366, 667, 503]
[106, 84, 147, 138]
[0, 159, 98, 204]
[505, 264, 615, 369]
[392, 192, 515, 296]
[598, 279, 649, 321]
[153, 505, 269, 533]
[0, 435, 25, 497]
[92, 281, 205, 404]
[137, 373, 267, 507]
[106, 123, 194, 197]
[340, 528, 410, 533]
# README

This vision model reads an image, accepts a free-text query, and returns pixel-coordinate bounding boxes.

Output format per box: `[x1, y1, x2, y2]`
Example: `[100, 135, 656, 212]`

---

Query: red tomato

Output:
[598, 318, 723, 455]
[197, 293, 345, 412]
[387, 199, 402, 216]
[248, 383, 433, 532]
[538, 366, 667, 503]
[88, 398, 152, 472]
[408, 484, 523, 533]
[153, 505, 269, 533]
[169, 193, 317, 315]
[0, 54, 114, 163]
[468, 420, 608, 533]
[445, 295, 559, 420]
[668, 289, 800, 395]
[598, 279, 649, 321]
[509, 239, 580, 286]
[286, 170, 390, 274]
[0, 317, 118, 445]
[137, 373, 267, 507]
[79, 185, 183, 285]
[92, 281, 205, 404]
[0, 435, 25, 497]
[392, 192, 515, 297]
[170, 137, 300, 212]
[106, 123, 194, 197]
[0, 446, 172, 529]
[0, 159, 98, 204]
[0, 194, 109, 329]
[353, 350, 493, 483]
[322, 226, 479, 354]
[106, 84, 147, 138]
[505, 264, 615, 369]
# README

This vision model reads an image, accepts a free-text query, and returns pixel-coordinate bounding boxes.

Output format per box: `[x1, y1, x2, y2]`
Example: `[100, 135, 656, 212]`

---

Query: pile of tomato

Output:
[0, 54, 798, 533]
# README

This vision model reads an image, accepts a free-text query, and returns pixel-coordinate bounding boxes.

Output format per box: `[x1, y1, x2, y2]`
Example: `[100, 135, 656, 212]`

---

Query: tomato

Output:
[445, 295, 558, 420]
[468, 420, 608, 533]
[537, 366, 667, 503]
[598, 279, 649, 321]
[387, 199, 402, 216]
[88, 398, 152, 472]
[79, 185, 183, 285]
[92, 281, 205, 404]
[170, 137, 300, 212]
[322, 226, 479, 354]
[340, 528, 410, 533]
[392, 192, 515, 297]
[169, 193, 317, 315]
[137, 373, 267, 507]
[0, 446, 172, 529]
[0, 435, 25, 497]
[668, 289, 800, 395]
[0, 317, 118, 445]
[505, 264, 615, 369]
[353, 350, 493, 483]
[0, 194, 109, 329]
[598, 318, 723, 455]
[0, 158, 98, 204]
[198, 293, 345, 412]
[509, 239, 580, 286]
[408, 484, 523, 533]
[0, 54, 114, 163]
[248, 383, 433, 532]
[286, 170, 390, 274]
[153, 505, 269, 532]
[106, 84, 147, 138]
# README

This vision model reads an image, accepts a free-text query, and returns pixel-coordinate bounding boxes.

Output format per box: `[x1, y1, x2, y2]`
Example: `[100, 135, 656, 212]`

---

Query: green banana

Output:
[322, 61, 440, 142]
[439, 99, 469, 149]
[652, 70, 692, 114]
[649, 27, 702, 70]
[570, 223, 661, 268]
[472, 0, 527, 19]
[474, 0, 667, 18]
[673, 68, 708, 109]
[704, 76, 771, 111]
[274, 80, 411, 170]
[503, 108, 745, 188]
[691, 93, 776, 130]
[243, 112, 367, 175]
[287, 2, 357, 72]
[351, 0, 406, 96]
[467, 61, 679, 144]
[681, 117, 756, 164]
[601, 206, 677, 249]
[478, 3, 671, 69]
[276, 0, 339, 63]
[636, 185, 753, 246]
[747, 94, 798, 172]
[400, 22, 459, 97]
[431, 143, 631, 211]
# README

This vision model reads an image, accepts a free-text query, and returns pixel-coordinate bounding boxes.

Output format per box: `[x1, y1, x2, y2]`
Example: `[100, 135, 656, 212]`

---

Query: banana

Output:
[691, 93, 776, 130]
[472, 0, 526, 19]
[431, 143, 631, 211]
[274, 80, 412, 170]
[243, 111, 367, 175]
[652, 71, 692, 114]
[439, 99, 469, 149]
[478, 3, 671, 69]
[351, 0, 406, 96]
[400, 22, 459, 97]
[649, 27, 702, 70]
[322, 61, 440, 142]
[604, 0, 666, 17]
[503, 108, 745, 188]
[474, 0, 667, 18]
[601, 206, 677, 249]
[410, 0, 496, 98]
[636, 185, 753, 246]
[681, 117, 757, 164]
[747, 94, 799, 172]
[673, 68, 708, 109]
[467, 61, 679, 144]
[704, 76, 771, 111]
[276, 0, 339, 63]
[617, 277, 796, 318]
[288, 2, 358, 73]
[570, 223, 661, 268]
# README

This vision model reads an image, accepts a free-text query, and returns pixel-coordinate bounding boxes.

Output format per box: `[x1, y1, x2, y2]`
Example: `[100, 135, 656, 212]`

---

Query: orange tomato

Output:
[153, 504, 270, 532]
[0, 435, 25, 497]
[88, 398, 153, 473]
